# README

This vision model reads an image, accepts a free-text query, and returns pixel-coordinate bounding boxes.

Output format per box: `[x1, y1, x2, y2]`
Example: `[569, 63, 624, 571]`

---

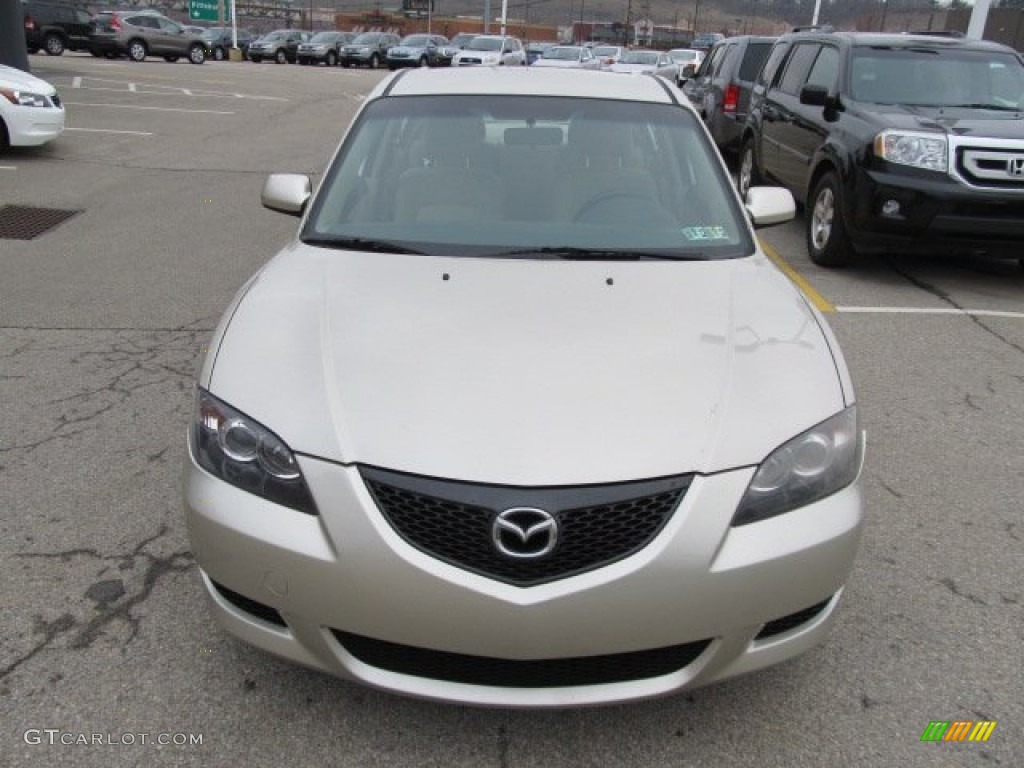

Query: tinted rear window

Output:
[738, 43, 773, 81]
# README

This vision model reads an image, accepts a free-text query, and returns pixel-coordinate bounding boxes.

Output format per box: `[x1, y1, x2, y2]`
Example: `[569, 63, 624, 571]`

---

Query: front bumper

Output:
[4, 104, 65, 146]
[849, 165, 1024, 257]
[184, 448, 863, 707]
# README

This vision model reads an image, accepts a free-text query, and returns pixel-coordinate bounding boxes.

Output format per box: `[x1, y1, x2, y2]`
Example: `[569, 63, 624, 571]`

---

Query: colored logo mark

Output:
[920, 721, 997, 742]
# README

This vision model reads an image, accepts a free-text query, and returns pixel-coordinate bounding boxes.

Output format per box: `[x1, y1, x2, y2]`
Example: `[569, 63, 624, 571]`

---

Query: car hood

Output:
[208, 246, 846, 485]
[533, 59, 581, 68]
[609, 63, 656, 74]
[0, 64, 56, 95]
[853, 102, 1024, 138]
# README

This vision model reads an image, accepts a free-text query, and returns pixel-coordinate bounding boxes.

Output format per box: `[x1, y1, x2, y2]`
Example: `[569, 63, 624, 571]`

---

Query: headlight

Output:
[873, 130, 948, 172]
[732, 406, 862, 526]
[1, 89, 49, 108]
[191, 388, 317, 515]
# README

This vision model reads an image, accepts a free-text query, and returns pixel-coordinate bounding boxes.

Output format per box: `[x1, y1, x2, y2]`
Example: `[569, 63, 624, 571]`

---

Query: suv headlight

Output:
[1, 89, 49, 108]
[191, 388, 317, 515]
[874, 130, 948, 172]
[732, 406, 862, 526]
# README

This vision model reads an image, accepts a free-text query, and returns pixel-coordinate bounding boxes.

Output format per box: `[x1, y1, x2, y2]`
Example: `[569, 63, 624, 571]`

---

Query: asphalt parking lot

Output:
[1, 53, 1021, 767]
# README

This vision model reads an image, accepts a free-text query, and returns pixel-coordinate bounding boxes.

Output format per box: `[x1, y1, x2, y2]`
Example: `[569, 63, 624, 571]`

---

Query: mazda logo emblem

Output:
[1008, 157, 1024, 177]
[492, 507, 558, 559]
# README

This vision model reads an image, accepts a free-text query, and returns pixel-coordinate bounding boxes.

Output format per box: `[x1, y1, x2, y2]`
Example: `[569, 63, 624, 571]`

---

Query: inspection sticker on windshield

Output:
[681, 225, 729, 241]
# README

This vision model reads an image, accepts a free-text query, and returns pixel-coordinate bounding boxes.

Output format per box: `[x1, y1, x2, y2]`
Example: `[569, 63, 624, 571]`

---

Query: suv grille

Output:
[360, 467, 692, 586]
[956, 146, 1024, 191]
[333, 630, 712, 687]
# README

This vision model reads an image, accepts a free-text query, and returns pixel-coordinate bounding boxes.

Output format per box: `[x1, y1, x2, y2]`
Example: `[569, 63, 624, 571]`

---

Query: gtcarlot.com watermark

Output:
[24, 729, 203, 747]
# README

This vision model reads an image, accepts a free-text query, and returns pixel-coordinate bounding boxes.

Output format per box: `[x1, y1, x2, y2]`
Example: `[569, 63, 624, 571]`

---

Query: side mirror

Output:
[745, 187, 796, 228]
[799, 84, 829, 106]
[682, 63, 696, 78]
[262, 174, 311, 217]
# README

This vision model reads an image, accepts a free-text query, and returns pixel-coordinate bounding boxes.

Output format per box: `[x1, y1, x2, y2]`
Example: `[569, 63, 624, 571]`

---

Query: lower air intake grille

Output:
[360, 467, 692, 586]
[210, 579, 287, 628]
[334, 631, 712, 687]
[755, 598, 832, 640]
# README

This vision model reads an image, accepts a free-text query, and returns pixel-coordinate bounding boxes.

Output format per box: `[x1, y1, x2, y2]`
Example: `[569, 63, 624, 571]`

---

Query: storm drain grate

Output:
[0, 205, 80, 240]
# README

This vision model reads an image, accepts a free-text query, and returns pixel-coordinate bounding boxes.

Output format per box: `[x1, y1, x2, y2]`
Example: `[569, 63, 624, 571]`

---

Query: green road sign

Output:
[189, 0, 220, 23]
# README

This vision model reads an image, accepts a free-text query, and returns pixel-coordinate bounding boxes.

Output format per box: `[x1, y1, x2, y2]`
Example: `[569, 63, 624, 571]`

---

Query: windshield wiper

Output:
[302, 235, 427, 255]
[491, 247, 708, 261]
[941, 102, 1021, 112]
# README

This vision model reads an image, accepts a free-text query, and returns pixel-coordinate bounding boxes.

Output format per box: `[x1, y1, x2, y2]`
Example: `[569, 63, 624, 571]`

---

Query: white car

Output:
[0, 64, 65, 148]
[185, 67, 864, 708]
[452, 35, 525, 66]
[531, 45, 601, 70]
[607, 49, 676, 78]
[591, 45, 624, 67]
[668, 48, 706, 84]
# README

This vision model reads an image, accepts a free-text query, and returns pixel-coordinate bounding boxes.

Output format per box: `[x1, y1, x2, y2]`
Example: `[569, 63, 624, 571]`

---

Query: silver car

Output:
[185, 68, 864, 708]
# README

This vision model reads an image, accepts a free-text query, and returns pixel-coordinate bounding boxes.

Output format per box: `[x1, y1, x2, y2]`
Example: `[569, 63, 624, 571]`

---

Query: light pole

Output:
[693, 0, 700, 36]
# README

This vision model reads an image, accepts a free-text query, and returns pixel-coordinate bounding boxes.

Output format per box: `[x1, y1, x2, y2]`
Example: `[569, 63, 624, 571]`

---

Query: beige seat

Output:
[393, 167, 502, 222]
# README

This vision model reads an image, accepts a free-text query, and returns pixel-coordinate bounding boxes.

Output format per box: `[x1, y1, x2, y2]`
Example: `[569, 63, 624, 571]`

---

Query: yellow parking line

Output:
[759, 238, 836, 313]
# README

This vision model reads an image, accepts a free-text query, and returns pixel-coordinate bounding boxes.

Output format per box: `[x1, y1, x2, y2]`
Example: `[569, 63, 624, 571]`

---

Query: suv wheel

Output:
[214, 46, 226, 61]
[326, 51, 337, 66]
[807, 172, 856, 267]
[44, 34, 65, 56]
[419, 55, 429, 67]
[188, 44, 205, 65]
[275, 48, 287, 64]
[369, 53, 380, 69]
[737, 139, 760, 199]
[128, 40, 148, 62]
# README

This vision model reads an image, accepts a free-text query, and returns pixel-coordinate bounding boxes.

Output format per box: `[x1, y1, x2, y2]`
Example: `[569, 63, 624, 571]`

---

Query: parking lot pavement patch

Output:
[0, 205, 80, 240]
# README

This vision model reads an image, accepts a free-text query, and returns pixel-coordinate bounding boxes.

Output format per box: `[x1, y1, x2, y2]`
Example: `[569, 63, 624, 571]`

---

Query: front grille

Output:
[333, 630, 712, 687]
[754, 598, 832, 640]
[956, 146, 1024, 190]
[361, 467, 691, 586]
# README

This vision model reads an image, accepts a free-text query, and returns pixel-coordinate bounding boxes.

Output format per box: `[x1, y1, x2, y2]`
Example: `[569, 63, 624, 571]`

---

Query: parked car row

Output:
[681, 28, 1024, 269]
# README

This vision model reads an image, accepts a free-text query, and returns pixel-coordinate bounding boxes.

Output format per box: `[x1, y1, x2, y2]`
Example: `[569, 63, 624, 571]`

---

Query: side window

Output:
[758, 42, 790, 87]
[158, 18, 181, 33]
[703, 45, 725, 78]
[805, 45, 840, 90]
[76, 10, 92, 23]
[714, 44, 737, 77]
[778, 43, 821, 95]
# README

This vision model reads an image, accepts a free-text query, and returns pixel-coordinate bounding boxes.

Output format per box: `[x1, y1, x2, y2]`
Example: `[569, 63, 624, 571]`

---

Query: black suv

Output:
[683, 35, 775, 155]
[740, 30, 1024, 266]
[23, 0, 93, 56]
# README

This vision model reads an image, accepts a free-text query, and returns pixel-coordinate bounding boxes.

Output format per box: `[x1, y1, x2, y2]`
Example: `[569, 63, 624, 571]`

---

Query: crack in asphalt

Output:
[884, 257, 1024, 356]
[936, 576, 988, 606]
[2, 524, 194, 680]
[0, 329, 205, 456]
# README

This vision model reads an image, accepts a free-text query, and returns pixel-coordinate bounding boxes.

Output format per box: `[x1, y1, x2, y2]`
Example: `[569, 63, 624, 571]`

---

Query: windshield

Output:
[467, 37, 504, 52]
[263, 32, 286, 42]
[621, 51, 659, 65]
[400, 35, 431, 47]
[851, 47, 1024, 108]
[669, 50, 698, 62]
[592, 47, 619, 57]
[544, 47, 582, 61]
[353, 33, 380, 44]
[303, 95, 751, 260]
[310, 32, 337, 43]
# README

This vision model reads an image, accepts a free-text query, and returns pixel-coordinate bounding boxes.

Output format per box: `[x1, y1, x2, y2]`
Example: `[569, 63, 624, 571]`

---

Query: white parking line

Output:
[836, 306, 1024, 319]
[66, 77, 288, 101]
[62, 102, 235, 115]
[64, 127, 153, 135]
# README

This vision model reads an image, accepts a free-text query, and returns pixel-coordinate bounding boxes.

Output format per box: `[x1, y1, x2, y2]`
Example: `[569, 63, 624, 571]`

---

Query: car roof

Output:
[373, 67, 681, 105]
[779, 29, 1017, 54]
